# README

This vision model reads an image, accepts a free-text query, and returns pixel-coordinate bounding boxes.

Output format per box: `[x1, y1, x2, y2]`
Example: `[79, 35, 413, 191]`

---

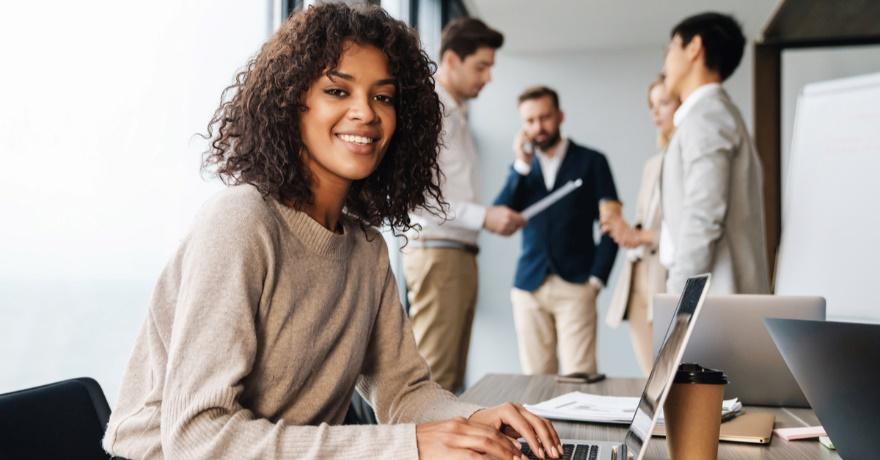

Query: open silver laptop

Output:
[520, 274, 711, 460]
[652, 295, 825, 407]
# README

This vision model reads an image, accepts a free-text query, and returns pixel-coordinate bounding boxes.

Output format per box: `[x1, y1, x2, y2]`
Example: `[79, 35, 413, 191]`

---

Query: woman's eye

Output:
[374, 94, 395, 105]
[324, 88, 348, 97]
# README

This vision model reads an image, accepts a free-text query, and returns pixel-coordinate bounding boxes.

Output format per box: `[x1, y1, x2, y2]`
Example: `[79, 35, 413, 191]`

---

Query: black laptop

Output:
[765, 318, 880, 460]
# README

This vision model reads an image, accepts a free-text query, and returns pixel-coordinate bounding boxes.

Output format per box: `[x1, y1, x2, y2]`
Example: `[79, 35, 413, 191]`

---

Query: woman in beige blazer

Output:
[605, 77, 679, 375]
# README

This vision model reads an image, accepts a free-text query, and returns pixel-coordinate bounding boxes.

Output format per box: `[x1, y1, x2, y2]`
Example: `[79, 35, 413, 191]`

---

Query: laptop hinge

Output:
[612, 443, 630, 460]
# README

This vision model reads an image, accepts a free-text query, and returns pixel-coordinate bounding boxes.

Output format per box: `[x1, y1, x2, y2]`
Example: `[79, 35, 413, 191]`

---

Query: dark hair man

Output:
[657, 12, 770, 294]
[404, 17, 522, 393]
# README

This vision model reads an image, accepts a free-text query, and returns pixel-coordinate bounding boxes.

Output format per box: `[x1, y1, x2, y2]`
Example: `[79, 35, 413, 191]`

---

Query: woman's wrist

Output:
[640, 229, 658, 247]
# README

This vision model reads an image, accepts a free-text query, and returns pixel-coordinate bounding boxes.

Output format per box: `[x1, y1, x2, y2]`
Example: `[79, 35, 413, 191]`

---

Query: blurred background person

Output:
[605, 76, 680, 376]
[404, 17, 523, 394]
[658, 12, 770, 295]
[495, 86, 619, 377]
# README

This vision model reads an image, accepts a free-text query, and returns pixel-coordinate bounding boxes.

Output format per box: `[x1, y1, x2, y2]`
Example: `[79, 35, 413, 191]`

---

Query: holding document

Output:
[494, 85, 620, 376]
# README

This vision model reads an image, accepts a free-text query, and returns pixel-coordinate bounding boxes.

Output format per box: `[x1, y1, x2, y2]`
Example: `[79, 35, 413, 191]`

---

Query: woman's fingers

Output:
[448, 421, 523, 459]
[514, 404, 562, 458]
[418, 419, 524, 460]
[489, 404, 554, 459]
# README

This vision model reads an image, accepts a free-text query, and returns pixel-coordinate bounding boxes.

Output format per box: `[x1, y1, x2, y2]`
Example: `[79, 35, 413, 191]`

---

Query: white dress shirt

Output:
[408, 84, 486, 246]
[513, 137, 569, 190]
[659, 82, 722, 269]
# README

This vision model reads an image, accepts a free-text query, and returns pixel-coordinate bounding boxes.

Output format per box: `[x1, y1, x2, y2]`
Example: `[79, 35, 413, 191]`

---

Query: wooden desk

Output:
[461, 374, 839, 460]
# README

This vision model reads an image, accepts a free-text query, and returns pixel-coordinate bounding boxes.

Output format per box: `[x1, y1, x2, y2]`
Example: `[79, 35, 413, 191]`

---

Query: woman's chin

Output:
[336, 163, 379, 182]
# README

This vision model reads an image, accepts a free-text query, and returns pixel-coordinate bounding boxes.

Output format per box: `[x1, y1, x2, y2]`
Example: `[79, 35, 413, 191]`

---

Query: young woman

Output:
[605, 77, 681, 375]
[103, 4, 561, 459]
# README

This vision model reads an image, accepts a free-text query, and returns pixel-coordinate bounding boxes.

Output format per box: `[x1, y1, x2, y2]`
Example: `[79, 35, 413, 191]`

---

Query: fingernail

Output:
[515, 440, 522, 450]
[551, 445, 560, 458]
[538, 447, 545, 458]
[558, 443, 564, 455]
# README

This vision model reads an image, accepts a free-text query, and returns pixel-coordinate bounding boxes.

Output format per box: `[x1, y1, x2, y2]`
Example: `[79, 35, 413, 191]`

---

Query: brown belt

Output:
[409, 239, 479, 255]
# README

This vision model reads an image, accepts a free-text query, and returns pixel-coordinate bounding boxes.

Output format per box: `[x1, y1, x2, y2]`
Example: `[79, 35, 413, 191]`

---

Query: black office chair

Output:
[345, 391, 378, 425]
[0, 377, 112, 459]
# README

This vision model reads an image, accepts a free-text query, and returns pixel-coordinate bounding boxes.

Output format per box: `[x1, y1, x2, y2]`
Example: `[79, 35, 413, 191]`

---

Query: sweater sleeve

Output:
[357, 263, 484, 425]
[158, 197, 433, 459]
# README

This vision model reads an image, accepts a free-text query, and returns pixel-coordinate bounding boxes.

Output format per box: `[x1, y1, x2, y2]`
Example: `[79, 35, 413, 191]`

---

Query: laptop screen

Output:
[623, 274, 710, 459]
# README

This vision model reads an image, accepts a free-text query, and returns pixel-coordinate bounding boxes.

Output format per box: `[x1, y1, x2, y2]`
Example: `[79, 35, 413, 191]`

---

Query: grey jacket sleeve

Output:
[666, 112, 739, 293]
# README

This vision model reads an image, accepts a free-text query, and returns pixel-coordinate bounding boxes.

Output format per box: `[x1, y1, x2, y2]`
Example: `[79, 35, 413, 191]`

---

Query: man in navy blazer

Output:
[495, 86, 619, 375]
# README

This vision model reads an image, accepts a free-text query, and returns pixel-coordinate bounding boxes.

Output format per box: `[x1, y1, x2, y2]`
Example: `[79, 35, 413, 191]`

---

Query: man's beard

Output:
[534, 129, 561, 151]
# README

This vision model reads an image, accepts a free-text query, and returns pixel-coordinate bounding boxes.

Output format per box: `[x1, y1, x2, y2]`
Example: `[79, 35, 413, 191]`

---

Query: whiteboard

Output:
[775, 72, 880, 322]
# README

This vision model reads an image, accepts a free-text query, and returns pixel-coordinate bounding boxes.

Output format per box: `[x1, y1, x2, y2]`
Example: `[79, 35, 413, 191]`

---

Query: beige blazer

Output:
[607, 153, 667, 328]
[661, 87, 770, 294]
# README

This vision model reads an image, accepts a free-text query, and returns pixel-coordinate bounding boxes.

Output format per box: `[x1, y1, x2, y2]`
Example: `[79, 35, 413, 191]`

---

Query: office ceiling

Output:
[466, 0, 782, 52]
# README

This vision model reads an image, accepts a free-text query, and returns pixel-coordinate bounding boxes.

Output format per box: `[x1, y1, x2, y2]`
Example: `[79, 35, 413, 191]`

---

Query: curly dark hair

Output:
[202, 3, 445, 234]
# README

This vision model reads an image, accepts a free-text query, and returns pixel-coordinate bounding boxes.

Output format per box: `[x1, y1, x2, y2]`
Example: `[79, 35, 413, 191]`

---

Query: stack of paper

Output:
[524, 391, 742, 425]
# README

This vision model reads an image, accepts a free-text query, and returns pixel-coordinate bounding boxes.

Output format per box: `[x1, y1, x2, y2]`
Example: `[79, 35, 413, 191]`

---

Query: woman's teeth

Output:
[338, 134, 375, 145]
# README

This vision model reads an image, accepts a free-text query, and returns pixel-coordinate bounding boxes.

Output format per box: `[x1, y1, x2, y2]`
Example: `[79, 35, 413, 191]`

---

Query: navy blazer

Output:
[494, 140, 619, 292]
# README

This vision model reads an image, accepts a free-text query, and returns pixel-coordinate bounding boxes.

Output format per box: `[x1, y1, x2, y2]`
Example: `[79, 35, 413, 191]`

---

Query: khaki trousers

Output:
[626, 260, 654, 376]
[511, 275, 598, 375]
[403, 248, 477, 392]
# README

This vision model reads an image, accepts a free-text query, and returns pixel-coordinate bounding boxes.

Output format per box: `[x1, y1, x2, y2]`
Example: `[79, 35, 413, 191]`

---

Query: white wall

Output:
[464, 46, 754, 384]
[0, 1, 271, 402]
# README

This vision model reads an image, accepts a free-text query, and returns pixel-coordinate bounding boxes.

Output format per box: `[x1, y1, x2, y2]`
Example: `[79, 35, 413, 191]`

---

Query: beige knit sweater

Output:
[103, 185, 482, 459]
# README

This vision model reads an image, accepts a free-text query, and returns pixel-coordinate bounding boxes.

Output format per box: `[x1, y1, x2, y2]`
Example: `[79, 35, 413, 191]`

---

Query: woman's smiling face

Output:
[299, 41, 397, 185]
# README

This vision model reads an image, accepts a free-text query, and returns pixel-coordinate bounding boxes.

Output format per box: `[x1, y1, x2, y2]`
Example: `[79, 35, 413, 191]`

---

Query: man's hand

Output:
[416, 417, 524, 460]
[484, 206, 526, 236]
[469, 402, 563, 459]
[513, 130, 534, 165]
[599, 213, 629, 240]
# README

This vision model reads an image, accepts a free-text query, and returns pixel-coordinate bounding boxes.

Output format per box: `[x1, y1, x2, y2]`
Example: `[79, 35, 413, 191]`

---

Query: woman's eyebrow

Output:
[327, 70, 395, 88]
[374, 78, 396, 88]
[327, 70, 354, 81]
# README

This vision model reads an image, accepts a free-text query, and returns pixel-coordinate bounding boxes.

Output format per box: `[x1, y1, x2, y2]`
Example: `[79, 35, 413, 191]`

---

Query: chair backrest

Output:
[0, 377, 111, 459]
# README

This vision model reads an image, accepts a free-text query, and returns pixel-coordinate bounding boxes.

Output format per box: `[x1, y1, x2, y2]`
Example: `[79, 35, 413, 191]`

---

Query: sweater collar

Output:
[271, 200, 354, 259]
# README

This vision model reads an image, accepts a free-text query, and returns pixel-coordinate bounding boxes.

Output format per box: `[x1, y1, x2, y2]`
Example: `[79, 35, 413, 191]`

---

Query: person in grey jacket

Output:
[609, 12, 770, 295]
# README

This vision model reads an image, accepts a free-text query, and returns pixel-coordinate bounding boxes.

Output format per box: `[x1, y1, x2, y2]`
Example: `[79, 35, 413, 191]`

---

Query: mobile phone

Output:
[554, 372, 606, 384]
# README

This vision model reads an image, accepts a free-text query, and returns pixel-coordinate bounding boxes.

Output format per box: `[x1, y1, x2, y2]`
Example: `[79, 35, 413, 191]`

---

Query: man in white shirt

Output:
[404, 18, 523, 392]
[659, 12, 770, 294]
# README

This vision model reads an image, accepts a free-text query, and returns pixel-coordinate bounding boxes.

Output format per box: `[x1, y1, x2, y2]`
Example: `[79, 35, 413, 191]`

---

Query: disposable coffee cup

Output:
[663, 363, 728, 460]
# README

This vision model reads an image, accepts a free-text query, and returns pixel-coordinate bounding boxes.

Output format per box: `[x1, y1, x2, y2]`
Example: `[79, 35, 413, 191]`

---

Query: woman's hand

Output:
[469, 403, 563, 459]
[601, 216, 655, 250]
[416, 417, 525, 459]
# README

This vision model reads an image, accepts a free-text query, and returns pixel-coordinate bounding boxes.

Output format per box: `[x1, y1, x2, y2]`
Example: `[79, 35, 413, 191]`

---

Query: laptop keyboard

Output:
[520, 443, 599, 460]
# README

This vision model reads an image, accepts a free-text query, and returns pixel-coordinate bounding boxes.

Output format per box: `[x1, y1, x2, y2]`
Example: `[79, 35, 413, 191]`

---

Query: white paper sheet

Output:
[521, 178, 583, 220]
[524, 391, 742, 425]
